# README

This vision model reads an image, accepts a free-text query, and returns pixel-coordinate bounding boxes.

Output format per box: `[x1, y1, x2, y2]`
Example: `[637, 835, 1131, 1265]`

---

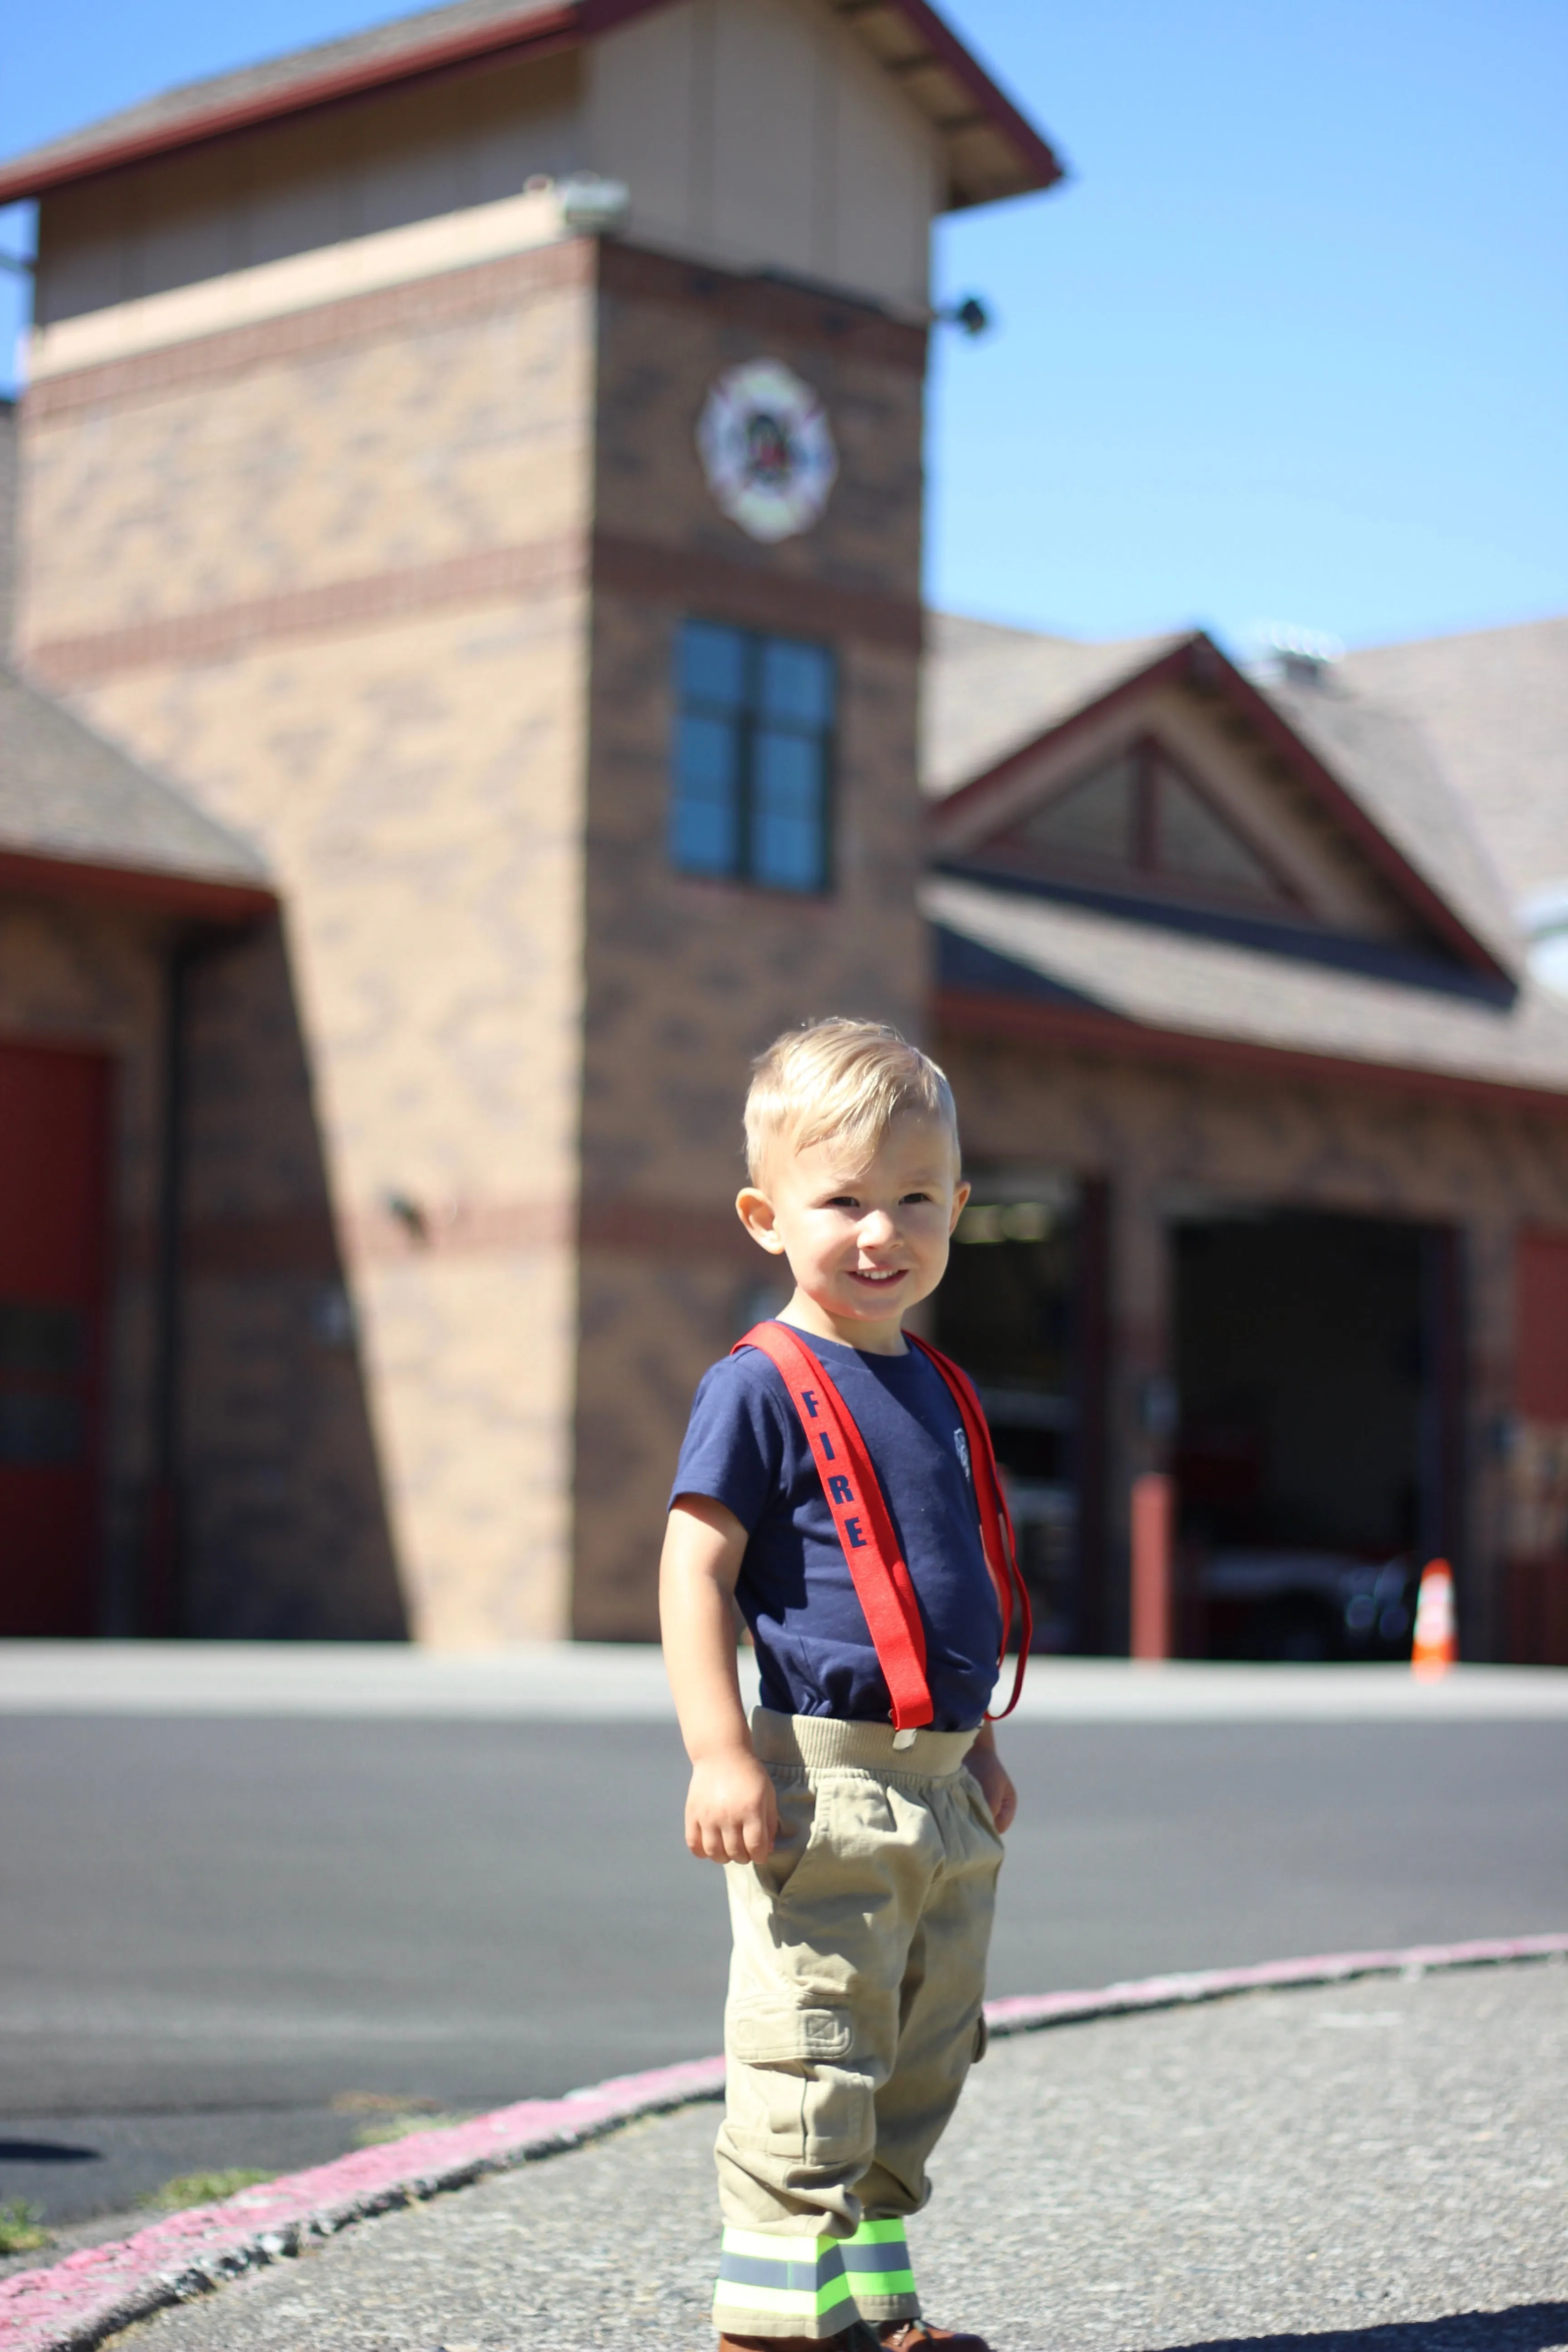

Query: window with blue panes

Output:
[671, 620, 835, 892]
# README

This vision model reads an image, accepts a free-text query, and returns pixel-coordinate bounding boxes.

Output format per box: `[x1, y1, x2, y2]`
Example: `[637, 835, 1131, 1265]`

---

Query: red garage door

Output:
[0, 1043, 110, 1636]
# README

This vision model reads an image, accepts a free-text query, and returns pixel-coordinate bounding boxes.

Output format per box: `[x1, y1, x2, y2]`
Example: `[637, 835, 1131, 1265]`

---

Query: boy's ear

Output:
[948, 1180, 972, 1235]
[736, 1188, 787, 1254]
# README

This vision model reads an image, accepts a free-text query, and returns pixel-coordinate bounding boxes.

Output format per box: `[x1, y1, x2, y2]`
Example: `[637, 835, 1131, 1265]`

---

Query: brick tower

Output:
[5, 0, 1060, 1641]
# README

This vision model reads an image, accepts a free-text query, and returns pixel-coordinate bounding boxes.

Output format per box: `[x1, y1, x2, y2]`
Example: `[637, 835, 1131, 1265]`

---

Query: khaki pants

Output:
[713, 1710, 1003, 2342]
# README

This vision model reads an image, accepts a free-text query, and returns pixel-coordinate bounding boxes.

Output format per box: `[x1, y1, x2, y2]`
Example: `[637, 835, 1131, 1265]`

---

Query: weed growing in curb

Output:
[0, 2200, 51, 2256]
[353, 2113, 472, 2148]
[142, 2170, 272, 2213]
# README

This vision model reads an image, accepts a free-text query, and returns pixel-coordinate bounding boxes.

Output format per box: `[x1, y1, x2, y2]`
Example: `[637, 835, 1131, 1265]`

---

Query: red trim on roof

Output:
[0, 847, 276, 923]
[935, 985, 1568, 1122]
[0, 0, 1060, 207]
[930, 632, 1512, 987]
[879, 0, 1064, 197]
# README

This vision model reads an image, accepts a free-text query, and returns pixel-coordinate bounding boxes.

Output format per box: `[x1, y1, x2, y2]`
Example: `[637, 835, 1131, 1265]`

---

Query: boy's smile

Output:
[736, 1110, 970, 1355]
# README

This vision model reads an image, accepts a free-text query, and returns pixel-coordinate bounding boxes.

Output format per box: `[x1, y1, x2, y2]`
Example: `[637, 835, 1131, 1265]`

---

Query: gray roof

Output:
[926, 607, 1529, 979]
[0, 0, 562, 193]
[1258, 670, 1523, 976]
[928, 873, 1568, 1099]
[0, 0, 1062, 213]
[0, 662, 271, 892]
[1339, 618, 1568, 908]
[921, 613, 1183, 798]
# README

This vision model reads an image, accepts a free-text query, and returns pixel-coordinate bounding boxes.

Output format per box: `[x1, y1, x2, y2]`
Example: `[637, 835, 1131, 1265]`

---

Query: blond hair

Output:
[743, 1018, 960, 1185]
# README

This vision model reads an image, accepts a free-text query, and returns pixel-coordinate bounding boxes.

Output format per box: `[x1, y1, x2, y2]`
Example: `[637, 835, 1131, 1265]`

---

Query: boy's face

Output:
[737, 1110, 970, 1352]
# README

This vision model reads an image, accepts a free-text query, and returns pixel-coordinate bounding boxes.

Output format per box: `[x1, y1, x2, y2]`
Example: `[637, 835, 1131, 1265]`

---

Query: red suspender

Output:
[735, 1321, 933, 1729]
[906, 1334, 1033, 1720]
[731, 1323, 1032, 1727]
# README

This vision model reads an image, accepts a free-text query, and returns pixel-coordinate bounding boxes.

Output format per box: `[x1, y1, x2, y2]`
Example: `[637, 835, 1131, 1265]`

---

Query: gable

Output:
[929, 631, 1519, 987]
[987, 735, 1299, 913]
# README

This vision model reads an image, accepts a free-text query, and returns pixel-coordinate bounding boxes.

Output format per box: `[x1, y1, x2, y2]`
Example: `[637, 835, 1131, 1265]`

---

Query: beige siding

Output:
[588, 0, 939, 309]
[36, 56, 585, 326]
[37, 1, 938, 344]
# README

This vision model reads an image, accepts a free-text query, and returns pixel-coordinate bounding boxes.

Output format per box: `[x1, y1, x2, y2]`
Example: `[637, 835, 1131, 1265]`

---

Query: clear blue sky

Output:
[3, 0, 1564, 652]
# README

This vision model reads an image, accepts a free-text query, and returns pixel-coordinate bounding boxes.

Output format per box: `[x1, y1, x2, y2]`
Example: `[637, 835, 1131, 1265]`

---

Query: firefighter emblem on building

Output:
[696, 358, 838, 542]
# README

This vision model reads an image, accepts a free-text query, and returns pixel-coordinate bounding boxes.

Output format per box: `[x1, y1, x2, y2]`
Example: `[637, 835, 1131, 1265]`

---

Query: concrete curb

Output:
[4, 1933, 1565, 2352]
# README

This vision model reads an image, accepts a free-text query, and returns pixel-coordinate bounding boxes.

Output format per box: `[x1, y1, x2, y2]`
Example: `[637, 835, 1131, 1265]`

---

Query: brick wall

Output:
[20, 240, 601, 1644]
[569, 249, 929, 1637]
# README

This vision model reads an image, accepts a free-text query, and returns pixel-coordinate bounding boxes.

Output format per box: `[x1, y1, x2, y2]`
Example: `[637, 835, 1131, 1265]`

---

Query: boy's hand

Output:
[685, 1749, 780, 1863]
[965, 1738, 1017, 1834]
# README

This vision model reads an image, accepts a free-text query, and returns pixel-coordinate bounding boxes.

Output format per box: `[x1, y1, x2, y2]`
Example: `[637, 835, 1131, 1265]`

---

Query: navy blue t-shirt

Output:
[670, 1324, 1002, 1731]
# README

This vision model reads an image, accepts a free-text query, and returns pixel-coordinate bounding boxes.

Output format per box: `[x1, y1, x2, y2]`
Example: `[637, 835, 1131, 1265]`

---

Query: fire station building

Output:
[0, 0, 1565, 1660]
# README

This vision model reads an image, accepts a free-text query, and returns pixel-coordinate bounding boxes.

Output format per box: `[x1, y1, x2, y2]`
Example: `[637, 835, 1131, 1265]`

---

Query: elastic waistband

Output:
[751, 1707, 978, 1778]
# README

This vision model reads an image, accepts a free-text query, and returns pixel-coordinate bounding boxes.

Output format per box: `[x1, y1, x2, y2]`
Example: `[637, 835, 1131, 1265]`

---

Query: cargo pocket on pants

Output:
[725, 2005, 862, 2167]
[729, 2004, 853, 2063]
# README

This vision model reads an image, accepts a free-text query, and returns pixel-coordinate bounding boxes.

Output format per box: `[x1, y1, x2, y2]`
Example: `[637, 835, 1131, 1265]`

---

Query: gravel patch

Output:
[100, 1961, 1568, 2352]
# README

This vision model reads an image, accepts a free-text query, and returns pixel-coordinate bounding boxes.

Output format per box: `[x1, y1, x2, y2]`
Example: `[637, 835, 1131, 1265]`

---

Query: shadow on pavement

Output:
[0, 2140, 99, 2164]
[1163, 2307, 1568, 2351]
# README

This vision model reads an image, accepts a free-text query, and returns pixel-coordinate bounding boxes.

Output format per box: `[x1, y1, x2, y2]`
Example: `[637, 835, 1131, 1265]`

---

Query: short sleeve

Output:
[670, 1353, 791, 1534]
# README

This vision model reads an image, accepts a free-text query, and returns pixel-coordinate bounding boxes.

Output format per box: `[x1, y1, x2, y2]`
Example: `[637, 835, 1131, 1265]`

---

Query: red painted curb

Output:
[4, 1934, 1564, 2352]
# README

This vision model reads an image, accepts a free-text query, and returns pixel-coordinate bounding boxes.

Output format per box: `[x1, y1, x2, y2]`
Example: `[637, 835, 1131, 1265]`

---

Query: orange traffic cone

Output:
[1411, 1558, 1458, 1680]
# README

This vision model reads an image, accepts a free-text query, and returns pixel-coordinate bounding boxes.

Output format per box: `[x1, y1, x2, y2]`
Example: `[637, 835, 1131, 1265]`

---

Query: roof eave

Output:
[0, 846, 277, 923]
[934, 980, 1568, 1122]
[929, 632, 1514, 990]
[0, 4, 580, 207]
[0, 0, 1063, 213]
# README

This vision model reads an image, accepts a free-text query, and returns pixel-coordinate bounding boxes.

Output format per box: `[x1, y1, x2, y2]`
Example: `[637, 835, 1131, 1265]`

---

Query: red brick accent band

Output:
[594, 532, 924, 653]
[26, 529, 921, 683]
[598, 240, 928, 372]
[2, 1935, 1563, 2352]
[26, 539, 587, 684]
[24, 240, 593, 421]
[117, 1194, 750, 1281]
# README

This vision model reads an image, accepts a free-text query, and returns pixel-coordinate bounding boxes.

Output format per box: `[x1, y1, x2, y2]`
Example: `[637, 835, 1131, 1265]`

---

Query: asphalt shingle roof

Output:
[1258, 671, 1523, 976]
[927, 872, 1568, 1098]
[0, 663, 272, 890]
[1339, 618, 1568, 908]
[0, 0, 564, 194]
[0, 0, 1062, 213]
[921, 614, 1182, 799]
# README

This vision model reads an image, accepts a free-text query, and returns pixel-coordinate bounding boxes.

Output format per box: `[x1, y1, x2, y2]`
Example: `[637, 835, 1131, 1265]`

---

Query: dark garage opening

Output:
[937, 1176, 1105, 1654]
[1172, 1210, 1459, 1661]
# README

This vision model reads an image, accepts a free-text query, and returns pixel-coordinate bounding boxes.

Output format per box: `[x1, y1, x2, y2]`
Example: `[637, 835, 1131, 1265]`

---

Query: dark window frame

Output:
[670, 618, 837, 896]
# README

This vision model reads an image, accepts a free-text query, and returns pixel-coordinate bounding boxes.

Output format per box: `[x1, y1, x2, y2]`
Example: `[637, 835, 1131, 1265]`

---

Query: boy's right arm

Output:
[660, 1494, 781, 1864]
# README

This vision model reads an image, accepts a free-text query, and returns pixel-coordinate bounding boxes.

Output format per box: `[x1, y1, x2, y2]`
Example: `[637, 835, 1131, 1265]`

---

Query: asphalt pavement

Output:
[38, 1960, 1568, 2352]
[2, 1649, 1565, 2232]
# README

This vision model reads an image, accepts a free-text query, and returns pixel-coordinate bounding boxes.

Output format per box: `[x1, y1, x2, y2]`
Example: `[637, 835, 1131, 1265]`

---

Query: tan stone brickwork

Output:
[176, 918, 404, 1639]
[22, 244, 595, 639]
[569, 265, 928, 1637]
[19, 246, 600, 1646]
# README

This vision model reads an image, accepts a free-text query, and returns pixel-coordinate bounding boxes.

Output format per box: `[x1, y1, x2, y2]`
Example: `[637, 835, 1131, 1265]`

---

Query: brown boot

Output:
[719, 2330, 882, 2352]
[877, 2325, 992, 2352]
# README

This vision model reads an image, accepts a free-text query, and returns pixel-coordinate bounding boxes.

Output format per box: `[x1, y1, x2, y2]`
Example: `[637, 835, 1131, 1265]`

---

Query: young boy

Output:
[661, 1018, 1023, 2352]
